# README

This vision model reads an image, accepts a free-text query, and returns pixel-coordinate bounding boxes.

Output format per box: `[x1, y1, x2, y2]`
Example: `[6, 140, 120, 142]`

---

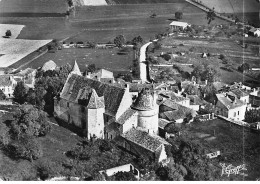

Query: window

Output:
[238, 111, 239, 115]
[234, 112, 236, 117]
[67, 102, 69, 108]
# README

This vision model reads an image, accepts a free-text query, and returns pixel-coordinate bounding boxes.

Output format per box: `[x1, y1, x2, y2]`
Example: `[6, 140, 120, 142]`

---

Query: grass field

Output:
[187, 119, 260, 180]
[23, 48, 133, 74]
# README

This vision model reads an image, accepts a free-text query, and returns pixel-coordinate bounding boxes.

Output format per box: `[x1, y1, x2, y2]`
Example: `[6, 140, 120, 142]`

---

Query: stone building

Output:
[54, 64, 169, 162]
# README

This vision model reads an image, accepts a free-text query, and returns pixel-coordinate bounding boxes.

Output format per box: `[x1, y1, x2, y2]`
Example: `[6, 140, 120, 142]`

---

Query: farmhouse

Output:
[249, 28, 260, 37]
[158, 91, 190, 107]
[169, 21, 189, 31]
[159, 99, 196, 123]
[215, 93, 247, 121]
[86, 69, 114, 84]
[99, 164, 140, 180]
[0, 75, 16, 98]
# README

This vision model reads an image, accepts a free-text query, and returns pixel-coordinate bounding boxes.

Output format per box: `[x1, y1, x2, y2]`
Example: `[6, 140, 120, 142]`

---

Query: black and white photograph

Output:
[0, 0, 259, 181]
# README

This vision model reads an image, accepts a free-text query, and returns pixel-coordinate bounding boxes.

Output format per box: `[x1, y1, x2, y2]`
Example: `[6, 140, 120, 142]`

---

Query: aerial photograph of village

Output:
[0, 0, 259, 181]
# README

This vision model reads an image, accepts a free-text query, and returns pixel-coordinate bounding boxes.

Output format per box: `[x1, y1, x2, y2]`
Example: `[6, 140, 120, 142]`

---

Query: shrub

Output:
[10, 135, 43, 161]
[5, 30, 12, 37]
[162, 54, 171, 61]
[0, 123, 10, 146]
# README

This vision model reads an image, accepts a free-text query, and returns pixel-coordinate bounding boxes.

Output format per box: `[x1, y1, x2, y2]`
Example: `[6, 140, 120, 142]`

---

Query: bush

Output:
[10, 135, 43, 161]
[162, 54, 171, 61]
[0, 123, 10, 146]
[219, 54, 225, 60]
[112, 171, 137, 181]
[5, 30, 12, 37]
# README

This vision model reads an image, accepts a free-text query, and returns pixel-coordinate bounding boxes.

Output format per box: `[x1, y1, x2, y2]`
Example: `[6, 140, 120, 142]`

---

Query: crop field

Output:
[0, 24, 24, 39]
[0, 38, 51, 68]
[23, 48, 133, 75]
[198, 0, 259, 13]
[188, 119, 260, 180]
[0, 0, 67, 14]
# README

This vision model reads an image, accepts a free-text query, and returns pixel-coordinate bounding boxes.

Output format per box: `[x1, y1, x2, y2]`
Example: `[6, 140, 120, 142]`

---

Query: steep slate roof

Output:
[187, 95, 207, 105]
[159, 102, 194, 121]
[0, 75, 12, 86]
[230, 88, 250, 98]
[117, 108, 137, 125]
[71, 61, 82, 76]
[216, 93, 245, 110]
[159, 91, 188, 102]
[122, 127, 170, 152]
[159, 119, 170, 129]
[159, 99, 178, 110]
[87, 89, 105, 109]
[60, 74, 126, 116]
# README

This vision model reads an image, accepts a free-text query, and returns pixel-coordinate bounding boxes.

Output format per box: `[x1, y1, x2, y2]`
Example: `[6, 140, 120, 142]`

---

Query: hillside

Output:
[0, 0, 67, 13]
[106, 0, 184, 4]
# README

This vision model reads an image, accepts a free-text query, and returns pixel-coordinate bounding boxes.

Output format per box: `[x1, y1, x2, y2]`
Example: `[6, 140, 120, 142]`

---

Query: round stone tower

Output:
[131, 88, 159, 135]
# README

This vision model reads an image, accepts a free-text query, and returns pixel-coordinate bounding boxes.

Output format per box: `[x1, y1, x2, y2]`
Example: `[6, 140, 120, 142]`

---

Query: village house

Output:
[16, 68, 37, 89]
[159, 99, 196, 123]
[0, 75, 18, 98]
[99, 164, 140, 180]
[86, 69, 114, 84]
[215, 93, 247, 121]
[169, 21, 189, 31]
[249, 28, 260, 37]
[158, 91, 190, 107]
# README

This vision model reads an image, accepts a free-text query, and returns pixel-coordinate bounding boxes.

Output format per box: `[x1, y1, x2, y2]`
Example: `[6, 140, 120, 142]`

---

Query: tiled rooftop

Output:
[117, 108, 137, 125]
[216, 93, 245, 109]
[60, 74, 127, 116]
[158, 119, 170, 129]
[131, 88, 155, 111]
[122, 127, 169, 152]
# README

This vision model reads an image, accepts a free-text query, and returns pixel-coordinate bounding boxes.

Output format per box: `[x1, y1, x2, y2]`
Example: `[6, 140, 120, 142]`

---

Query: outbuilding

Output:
[169, 21, 189, 31]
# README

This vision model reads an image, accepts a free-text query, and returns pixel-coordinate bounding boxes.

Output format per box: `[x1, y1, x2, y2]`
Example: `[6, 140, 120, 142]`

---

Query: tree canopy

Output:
[5, 30, 12, 37]
[114, 35, 126, 48]
[206, 9, 216, 24]
[175, 12, 183, 20]
[13, 81, 27, 104]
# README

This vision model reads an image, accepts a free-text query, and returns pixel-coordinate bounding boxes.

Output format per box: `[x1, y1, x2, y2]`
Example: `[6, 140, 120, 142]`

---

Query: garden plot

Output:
[0, 24, 25, 39]
[0, 38, 51, 68]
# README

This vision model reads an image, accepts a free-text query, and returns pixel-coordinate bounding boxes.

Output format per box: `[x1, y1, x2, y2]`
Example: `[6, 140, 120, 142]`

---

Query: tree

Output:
[0, 89, 6, 100]
[162, 54, 171, 61]
[184, 84, 201, 96]
[10, 105, 51, 138]
[5, 30, 12, 37]
[238, 63, 250, 73]
[206, 9, 216, 24]
[13, 81, 27, 104]
[203, 65, 220, 83]
[132, 36, 143, 45]
[191, 64, 205, 82]
[86, 64, 96, 74]
[10, 135, 43, 162]
[0, 123, 10, 146]
[245, 109, 260, 124]
[175, 12, 183, 20]
[172, 137, 218, 181]
[114, 35, 126, 48]
[112, 171, 137, 181]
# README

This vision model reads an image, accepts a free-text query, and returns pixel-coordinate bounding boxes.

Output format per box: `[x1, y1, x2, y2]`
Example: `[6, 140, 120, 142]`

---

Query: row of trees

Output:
[191, 63, 220, 83]
[114, 35, 143, 48]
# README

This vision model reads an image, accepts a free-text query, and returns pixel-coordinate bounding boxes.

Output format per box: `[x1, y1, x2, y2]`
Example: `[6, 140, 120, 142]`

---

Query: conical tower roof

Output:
[131, 88, 155, 111]
[71, 60, 81, 75]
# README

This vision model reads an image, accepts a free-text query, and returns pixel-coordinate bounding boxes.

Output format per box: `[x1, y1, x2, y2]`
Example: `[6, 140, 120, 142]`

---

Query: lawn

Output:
[23, 48, 133, 74]
[0, 24, 25, 39]
[187, 118, 260, 181]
